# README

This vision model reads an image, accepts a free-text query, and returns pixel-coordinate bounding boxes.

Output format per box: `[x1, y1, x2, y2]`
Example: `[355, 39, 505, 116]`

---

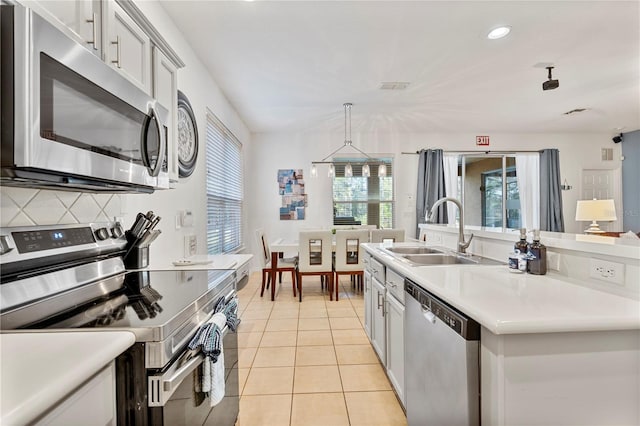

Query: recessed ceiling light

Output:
[487, 26, 511, 40]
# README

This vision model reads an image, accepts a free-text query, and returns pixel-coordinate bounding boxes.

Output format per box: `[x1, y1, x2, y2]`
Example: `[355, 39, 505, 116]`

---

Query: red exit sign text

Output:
[476, 135, 490, 146]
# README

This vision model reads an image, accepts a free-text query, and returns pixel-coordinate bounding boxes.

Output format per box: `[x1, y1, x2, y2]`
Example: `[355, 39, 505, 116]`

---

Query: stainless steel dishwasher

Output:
[404, 279, 480, 426]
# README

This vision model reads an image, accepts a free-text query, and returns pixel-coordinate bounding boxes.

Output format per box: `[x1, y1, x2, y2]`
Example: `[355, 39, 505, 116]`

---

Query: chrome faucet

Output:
[426, 197, 474, 254]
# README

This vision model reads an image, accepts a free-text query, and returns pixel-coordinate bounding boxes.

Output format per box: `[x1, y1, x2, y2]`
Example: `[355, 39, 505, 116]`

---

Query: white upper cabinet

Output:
[27, 0, 185, 184]
[104, 0, 152, 94]
[153, 47, 178, 185]
[25, 0, 103, 58]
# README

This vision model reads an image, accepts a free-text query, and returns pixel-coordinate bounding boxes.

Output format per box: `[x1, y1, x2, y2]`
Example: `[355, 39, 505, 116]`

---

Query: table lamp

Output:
[575, 199, 617, 234]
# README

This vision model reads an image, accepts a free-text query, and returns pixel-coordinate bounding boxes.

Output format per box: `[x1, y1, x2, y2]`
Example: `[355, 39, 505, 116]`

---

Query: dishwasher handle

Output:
[421, 305, 436, 324]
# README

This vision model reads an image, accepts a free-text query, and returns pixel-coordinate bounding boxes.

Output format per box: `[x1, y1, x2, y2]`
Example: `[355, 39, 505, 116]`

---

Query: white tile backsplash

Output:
[23, 191, 67, 225]
[0, 187, 124, 227]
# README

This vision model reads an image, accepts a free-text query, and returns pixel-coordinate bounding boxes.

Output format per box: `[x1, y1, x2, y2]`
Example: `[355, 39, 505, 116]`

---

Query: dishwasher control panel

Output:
[405, 280, 480, 340]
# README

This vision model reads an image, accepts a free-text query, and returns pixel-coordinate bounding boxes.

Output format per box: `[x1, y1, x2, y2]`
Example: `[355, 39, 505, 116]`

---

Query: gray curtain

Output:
[415, 149, 447, 238]
[540, 149, 565, 232]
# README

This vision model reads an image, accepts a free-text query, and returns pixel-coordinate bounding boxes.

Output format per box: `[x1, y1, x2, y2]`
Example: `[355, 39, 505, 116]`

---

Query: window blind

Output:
[332, 159, 394, 228]
[206, 111, 243, 254]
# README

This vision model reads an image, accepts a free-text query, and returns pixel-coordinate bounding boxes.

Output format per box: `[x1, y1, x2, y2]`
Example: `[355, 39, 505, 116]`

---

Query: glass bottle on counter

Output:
[526, 229, 547, 275]
[514, 228, 528, 253]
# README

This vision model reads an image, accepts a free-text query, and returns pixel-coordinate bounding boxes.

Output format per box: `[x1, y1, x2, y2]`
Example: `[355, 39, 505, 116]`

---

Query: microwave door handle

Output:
[148, 104, 166, 177]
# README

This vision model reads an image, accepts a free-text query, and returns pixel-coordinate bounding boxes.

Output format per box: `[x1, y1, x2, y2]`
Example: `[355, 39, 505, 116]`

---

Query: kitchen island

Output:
[362, 239, 640, 425]
[0, 331, 135, 425]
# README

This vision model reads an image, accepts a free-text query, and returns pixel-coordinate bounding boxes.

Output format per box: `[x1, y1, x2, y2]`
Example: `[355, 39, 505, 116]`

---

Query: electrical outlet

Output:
[184, 235, 197, 257]
[589, 258, 625, 285]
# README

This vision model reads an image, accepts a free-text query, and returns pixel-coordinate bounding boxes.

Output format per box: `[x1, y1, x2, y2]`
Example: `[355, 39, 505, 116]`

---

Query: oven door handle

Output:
[148, 325, 230, 407]
[163, 351, 205, 394]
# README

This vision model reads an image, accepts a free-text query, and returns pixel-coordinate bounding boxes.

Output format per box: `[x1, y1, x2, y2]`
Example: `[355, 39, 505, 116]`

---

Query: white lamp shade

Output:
[575, 199, 617, 221]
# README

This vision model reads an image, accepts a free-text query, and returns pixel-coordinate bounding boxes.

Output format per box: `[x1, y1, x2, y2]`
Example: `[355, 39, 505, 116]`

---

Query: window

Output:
[332, 159, 394, 228]
[206, 111, 243, 254]
[458, 155, 521, 229]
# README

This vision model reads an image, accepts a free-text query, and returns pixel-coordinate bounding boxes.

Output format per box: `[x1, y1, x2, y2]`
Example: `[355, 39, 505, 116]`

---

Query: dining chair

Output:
[371, 228, 405, 243]
[255, 229, 297, 300]
[296, 230, 334, 302]
[333, 229, 369, 300]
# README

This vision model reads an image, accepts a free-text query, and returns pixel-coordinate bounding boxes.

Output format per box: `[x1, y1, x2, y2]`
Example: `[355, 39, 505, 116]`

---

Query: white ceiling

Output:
[159, 0, 640, 135]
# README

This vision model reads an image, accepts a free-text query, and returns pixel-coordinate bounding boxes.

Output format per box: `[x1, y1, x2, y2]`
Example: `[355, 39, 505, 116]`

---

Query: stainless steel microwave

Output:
[1, 4, 168, 193]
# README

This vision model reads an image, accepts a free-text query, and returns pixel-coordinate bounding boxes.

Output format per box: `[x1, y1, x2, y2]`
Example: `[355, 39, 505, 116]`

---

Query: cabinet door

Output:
[371, 277, 386, 364]
[36, 362, 116, 425]
[29, 0, 102, 58]
[153, 46, 178, 185]
[386, 292, 405, 407]
[105, 0, 152, 93]
[364, 269, 372, 339]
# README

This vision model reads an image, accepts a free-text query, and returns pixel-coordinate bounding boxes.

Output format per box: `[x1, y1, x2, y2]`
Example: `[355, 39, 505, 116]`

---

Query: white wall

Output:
[247, 131, 622, 261]
[125, 1, 252, 267]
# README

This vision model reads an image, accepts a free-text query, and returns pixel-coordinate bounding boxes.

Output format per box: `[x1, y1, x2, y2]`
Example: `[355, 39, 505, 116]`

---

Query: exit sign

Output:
[476, 136, 490, 146]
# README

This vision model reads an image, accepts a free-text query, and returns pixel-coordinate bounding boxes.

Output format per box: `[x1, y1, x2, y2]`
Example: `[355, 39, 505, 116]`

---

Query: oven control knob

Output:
[95, 227, 110, 241]
[111, 224, 124, 239]
[0, 235, 12, 255]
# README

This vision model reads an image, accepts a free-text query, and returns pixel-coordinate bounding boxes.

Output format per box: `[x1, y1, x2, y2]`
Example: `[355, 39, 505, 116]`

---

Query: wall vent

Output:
[601, 148, 613, 161]
[379, 82, 410, 90]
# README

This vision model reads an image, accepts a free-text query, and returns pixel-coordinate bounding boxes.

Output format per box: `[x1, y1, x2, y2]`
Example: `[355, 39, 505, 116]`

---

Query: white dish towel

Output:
[207, 312, 227, 406]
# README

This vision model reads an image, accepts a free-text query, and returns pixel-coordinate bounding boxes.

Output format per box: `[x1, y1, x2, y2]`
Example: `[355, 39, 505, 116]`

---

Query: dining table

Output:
[268, 237, 341, 301]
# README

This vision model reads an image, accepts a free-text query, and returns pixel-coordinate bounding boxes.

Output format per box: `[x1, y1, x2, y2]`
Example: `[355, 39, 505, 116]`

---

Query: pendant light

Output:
[311, 103, 382, 177]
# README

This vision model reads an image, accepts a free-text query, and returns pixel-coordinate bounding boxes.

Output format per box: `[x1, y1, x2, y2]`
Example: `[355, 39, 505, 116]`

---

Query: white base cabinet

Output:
[364, 251, 406, 408]
[371, 276, 386, 365]
[363, 269, 373, 339]
[385, 291, 405, 407]
[481, 329, 640, 425]
[35, 362, 116, 426]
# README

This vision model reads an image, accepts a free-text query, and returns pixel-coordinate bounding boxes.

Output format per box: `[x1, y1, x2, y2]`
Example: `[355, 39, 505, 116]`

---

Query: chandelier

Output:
[310, 103, 386, 178]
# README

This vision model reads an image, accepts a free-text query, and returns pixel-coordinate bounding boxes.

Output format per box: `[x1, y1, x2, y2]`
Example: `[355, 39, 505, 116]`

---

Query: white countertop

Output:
[147, 254, 253, 271]
[363, 243, 640, 335]
[0, 331, 135, 425]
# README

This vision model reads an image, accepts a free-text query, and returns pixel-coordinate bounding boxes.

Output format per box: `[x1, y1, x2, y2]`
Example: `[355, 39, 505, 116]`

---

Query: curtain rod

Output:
[401, 150, 546, 155]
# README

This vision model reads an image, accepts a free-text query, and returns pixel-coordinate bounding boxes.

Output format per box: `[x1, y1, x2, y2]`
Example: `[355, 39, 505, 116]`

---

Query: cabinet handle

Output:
[111, 36, 121, 68]
[377, 291, 383, 310]
[86, 13, 98, 50]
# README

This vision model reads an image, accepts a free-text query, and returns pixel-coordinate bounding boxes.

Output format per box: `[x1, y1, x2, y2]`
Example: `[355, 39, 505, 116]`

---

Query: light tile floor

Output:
[235, 272, 407, 426]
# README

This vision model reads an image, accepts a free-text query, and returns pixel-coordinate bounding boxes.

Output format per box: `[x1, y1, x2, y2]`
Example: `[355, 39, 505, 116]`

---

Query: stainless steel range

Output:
[0, 223, 239, 425]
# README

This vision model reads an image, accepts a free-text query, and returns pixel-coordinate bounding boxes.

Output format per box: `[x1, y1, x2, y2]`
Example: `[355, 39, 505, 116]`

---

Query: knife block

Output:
[124, 231, 149, 269]
[125, 246, 149, 269]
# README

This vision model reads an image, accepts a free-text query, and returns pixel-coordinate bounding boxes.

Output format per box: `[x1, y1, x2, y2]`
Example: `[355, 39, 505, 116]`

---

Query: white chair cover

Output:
[334, 230, 369, 272]
[371, 229, 405, 243]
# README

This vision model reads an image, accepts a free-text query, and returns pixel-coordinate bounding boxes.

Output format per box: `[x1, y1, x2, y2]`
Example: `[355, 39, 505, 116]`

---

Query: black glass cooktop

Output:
[12, 269, 235, 339]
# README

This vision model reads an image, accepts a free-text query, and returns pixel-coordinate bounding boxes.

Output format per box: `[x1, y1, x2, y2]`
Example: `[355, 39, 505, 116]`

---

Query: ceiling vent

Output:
[563, 108, 588, 115]
[379, 82, 410, 90]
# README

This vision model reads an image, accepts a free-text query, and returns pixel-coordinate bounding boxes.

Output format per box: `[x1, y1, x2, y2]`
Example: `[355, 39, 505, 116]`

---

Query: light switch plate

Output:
[184, 235, 197, 257]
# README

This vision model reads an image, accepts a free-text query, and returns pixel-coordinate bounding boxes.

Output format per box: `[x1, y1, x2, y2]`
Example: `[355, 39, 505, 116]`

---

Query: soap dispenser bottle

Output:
[514, 228, 528, 253]
[527, 229, 547, 275]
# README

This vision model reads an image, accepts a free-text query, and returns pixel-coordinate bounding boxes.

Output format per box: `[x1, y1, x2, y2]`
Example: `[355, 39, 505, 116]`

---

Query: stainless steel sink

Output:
[386, 246, 446, 255]
[401, 254, 477, 265]
[378, 244, 503, 266]
[398, 253, 503, 266]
